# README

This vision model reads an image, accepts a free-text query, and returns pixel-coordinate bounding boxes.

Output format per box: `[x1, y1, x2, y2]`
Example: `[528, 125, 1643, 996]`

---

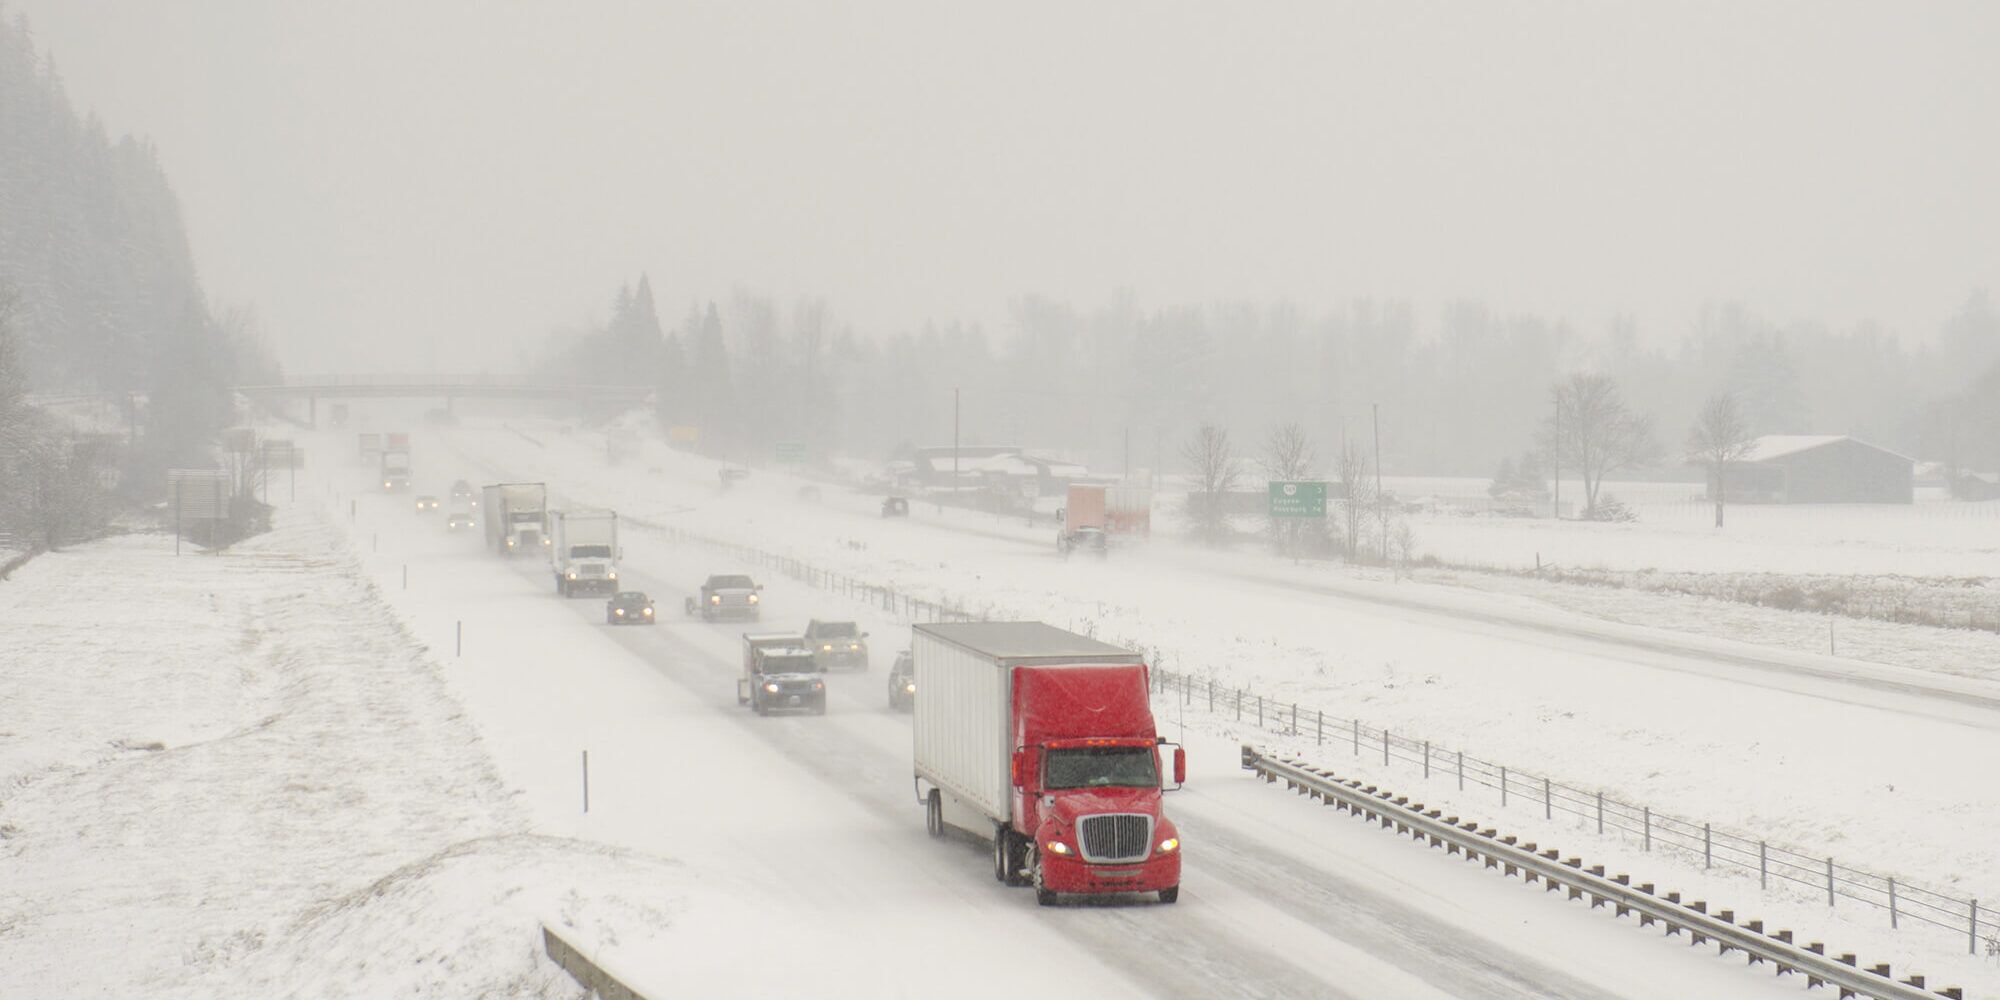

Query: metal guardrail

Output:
[1156, 668, 1988, 955]
[1245, 748, 1965, 1000]
[542, 925, 652, 1000]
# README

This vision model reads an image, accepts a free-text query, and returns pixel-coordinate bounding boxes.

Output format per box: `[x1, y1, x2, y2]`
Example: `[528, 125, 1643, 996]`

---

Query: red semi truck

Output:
[912, 621, 1184, 905]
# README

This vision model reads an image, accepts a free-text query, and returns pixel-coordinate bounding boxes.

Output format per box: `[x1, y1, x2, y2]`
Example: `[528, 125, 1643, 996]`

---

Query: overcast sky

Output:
[13, 1, 1998, 373]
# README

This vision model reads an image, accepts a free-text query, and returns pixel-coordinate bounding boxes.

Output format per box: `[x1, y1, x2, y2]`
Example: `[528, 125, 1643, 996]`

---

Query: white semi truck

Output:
[548, 509, 620, 597]
[481, 482, 548, 555]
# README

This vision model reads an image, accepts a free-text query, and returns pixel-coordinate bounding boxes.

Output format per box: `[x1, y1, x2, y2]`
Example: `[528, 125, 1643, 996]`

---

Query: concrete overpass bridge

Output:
[232, 374, 654, 426]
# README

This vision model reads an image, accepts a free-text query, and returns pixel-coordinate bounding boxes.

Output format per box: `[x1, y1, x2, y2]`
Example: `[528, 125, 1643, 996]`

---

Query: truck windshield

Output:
[1043, 747, 1159, 790]
[570, 544, 612, 558]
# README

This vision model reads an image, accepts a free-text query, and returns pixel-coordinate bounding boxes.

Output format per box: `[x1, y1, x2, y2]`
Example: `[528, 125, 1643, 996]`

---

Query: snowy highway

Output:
[332, 424, 1820, 999]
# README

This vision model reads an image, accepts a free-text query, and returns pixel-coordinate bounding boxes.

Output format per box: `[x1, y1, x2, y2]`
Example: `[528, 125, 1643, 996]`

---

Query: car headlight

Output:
[642, 607, 653, 616]
[607, 572, 616, 581]
[542, 537, 550, 546]
[764, 683, 779, 693]
[614, 608, 625, 616]
[849, 643, 860, 651]
[904, 683, 916, 693]
[567, 571, 577, 580]
[711, 595, 721, 604]
[506, 538, 516, 548]
[747, 593, 759, 604]
[1156, 838, 1180, 854]
[1044, 841, 1071, 856]
[822, 644, 833, 652]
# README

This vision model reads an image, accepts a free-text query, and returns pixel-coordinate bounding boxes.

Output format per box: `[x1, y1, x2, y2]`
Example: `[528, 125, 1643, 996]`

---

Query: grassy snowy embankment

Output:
[0, 504, 685, 997]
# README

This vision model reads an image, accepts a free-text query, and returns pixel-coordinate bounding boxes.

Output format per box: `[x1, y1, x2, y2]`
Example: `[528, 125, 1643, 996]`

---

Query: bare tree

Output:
[1687, 391, 1755, 527]
[1259, 422, 1317, 556]
[1541, 373, 1657, 517]
[1332, 439, 1373, 560]
[1180, 423, 1242, 545]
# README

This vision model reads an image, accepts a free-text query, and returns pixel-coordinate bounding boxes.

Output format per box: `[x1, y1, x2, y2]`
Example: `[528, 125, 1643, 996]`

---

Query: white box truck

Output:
[548, 509, 619, 597]
[912, 621, 1183, 905]
[481, 482, 547, 555]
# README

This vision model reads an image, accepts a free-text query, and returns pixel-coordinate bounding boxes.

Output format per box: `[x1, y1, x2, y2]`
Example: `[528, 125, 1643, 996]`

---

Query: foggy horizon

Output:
[13, 0, 1998, 374]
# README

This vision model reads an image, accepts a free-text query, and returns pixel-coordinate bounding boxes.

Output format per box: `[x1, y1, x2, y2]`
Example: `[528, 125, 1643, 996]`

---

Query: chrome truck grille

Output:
[1077, 814, 1152, 864]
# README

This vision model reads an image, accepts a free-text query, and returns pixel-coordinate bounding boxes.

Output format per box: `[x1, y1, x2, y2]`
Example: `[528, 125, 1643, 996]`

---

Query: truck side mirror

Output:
[1010, 749, 1034, 789]
[1173, 747, 1187, 787]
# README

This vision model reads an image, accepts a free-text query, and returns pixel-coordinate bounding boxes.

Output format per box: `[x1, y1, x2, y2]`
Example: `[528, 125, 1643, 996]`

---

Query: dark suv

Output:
[804, 619, 868, 671]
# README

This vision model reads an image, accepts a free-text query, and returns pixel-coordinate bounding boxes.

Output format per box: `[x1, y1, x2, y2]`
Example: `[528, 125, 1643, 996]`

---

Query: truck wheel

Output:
[1157, 886, 1179, 904]
[994, 829, 1028, 887]
[924, 790, 944, 839]
[992, 827, 1010, 883]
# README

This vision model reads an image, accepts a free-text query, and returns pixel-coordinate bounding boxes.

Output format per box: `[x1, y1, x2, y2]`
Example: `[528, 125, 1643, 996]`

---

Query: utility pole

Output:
[952, 388, 960, 512]
[1372, 403, 1385, 565]
[1551, 393, 1561, 519]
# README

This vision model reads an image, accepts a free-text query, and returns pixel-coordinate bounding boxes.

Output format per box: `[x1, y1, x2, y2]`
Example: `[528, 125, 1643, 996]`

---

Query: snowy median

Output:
[0, 504, 690, 997]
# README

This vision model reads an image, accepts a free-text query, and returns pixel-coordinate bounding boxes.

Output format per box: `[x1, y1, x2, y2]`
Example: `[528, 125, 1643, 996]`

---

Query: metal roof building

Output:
[1713, 435, 1914, 504]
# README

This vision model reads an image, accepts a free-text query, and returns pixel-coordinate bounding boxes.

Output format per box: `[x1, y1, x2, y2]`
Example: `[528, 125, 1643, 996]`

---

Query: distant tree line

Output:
[542, 280, 1998, 499]
[0, 11, 276, 552]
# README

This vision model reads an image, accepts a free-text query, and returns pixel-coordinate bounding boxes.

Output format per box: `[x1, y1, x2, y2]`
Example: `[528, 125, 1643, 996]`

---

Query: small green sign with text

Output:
[1268, 480, 1327, 518]
[774, 441, 806, 464]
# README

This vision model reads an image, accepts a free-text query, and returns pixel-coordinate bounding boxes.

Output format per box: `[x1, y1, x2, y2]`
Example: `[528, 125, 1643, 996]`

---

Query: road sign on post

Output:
[1268, 481, 1328, 518]
[774, 441, 806, 464]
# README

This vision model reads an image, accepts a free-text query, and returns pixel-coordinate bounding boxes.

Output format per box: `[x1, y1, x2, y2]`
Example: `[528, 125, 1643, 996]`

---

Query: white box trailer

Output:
[481, 482, 547, 555]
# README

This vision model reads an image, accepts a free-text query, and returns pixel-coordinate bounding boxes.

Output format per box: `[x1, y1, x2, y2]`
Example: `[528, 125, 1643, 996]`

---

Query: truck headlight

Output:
[849, 643, 860, 651]
[904, 683, 916, 693]
[607, 572, 616, 581]
[614, 608, 625, 616]
[747, 593, 759, 604]
[764, 683, 779, 694]
[711, 594, 721, 604]
[1044, 841, 1071, 856]
[642, 607, 653, 616]
[822, 644, 833, 652]
[567, 571, 577, 580]
[1156, 838, 1180, 854]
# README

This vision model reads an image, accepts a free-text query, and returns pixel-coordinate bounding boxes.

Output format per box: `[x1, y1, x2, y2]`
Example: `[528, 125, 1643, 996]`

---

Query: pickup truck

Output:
[804, 619, 868, 671]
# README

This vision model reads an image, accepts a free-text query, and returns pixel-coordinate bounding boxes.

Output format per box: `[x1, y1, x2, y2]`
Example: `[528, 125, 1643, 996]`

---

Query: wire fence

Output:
[1149, 667, 1988, 956]
[647, 519, 1990, 957]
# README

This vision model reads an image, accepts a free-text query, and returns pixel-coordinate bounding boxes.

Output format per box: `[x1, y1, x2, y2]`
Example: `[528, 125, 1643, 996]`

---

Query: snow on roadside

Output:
[0, 504, 682, 997]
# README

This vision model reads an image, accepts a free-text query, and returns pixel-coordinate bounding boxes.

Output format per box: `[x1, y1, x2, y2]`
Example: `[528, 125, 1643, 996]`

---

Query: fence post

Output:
[1596, 791, 1603, 835]
[1501, 767, 1508, 808]
[1759, 841, 1767, 888]
[1456, 750, 1464, 791]
[1972, 899, 1980, 955]
[1352, 718, 1359, 755]
[1703, 823, 1711, 868]
[581, 750, 590, 814]
[1207, 681, 1213, 711]
[1235, 689, 1241, 721]
[1257, 695, 1263, 728]
[1423, 741, 1430, 779]
[1290, 702, 1297, 733]
[1544, 777, 1552, 820]
[1889, 877, 1898, 929]
[455, 620, 462, 658]
[1643, 806, 1650, 851]
[1316, 710, 1323, 745]
[1827, 857, 1835, 906]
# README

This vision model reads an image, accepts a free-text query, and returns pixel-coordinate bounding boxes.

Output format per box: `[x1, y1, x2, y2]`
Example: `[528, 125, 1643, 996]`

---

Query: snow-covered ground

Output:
[8, 417, 1992, 996]
[416, 416, 2000, 992]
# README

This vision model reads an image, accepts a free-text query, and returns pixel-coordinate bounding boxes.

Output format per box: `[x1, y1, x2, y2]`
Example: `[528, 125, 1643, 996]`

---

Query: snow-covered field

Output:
[420, 415, 2000, 991]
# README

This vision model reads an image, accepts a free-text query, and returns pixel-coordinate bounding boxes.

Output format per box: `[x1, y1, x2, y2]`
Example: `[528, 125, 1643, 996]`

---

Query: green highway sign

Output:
[1268, 480, 1328, 518]
[774, 441, 806, 464]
